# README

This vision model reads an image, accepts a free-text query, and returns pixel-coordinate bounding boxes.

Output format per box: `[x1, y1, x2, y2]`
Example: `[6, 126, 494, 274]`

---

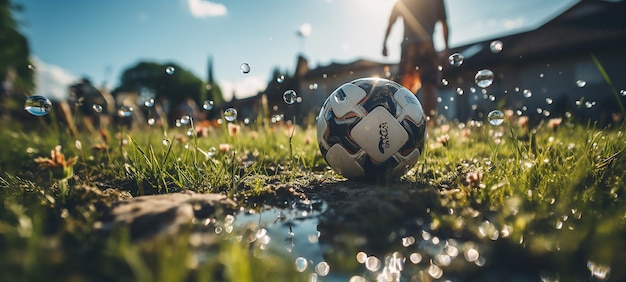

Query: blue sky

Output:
[15, 0, 578, 101]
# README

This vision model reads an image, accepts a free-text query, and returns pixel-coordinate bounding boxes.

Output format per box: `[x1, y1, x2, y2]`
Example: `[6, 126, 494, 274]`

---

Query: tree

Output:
[0, 0, 33, 95]
[114, 61, 205, 107]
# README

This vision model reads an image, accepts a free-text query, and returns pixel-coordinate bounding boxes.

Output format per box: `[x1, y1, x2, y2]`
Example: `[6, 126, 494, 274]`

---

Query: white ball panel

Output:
[330, 83, 367, 118]
[326, 144, 365, 178]
[351, 106, 408, 163]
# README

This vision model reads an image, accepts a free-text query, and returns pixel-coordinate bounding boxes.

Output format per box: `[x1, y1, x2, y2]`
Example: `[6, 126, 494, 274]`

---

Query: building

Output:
[442, 0, 626, 124]
[226, 0, 626, 126]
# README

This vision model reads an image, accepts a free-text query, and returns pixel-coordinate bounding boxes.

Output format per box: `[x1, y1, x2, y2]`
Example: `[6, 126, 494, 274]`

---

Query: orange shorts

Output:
[397, 41, 439, 94]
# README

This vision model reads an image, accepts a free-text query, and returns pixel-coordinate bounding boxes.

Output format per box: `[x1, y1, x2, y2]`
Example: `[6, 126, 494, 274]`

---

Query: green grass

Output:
[0, 112, 625, 281]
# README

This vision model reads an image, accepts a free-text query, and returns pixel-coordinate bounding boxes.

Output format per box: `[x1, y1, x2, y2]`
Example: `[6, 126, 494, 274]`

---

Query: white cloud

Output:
[31, 57, 77, 101]
[219, 76, 267, 101]
[187, 0, 227, 18]
[297, 23, 312, 38]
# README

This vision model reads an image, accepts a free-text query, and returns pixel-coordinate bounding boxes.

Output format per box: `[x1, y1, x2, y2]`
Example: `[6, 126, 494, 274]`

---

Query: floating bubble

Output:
[348, 276, 367, 282]
[165, 66, 175, 75]
[24, 95, 52, 116]
[224, 108, 238, 122]
[490, 40, 503, 53]
[475, 69, 494, 88]
[283, 89, 297, 105]
[277, 75, 285, 83]
[207, 147, 216, 157]
[117, 106, 133, 117]
[409, 253, 422, 264]
[465, 248, 480, 262]
[295, 257, 308, 272]
[428, 264, 444, 279]
[448, 53, 464, 66]
[356, 252, 367, 264]
[144, 98, 155, 107]
[240, 63, 251, 74]
[576, 80, 586, 87]
[202, 100, 214, 111]
[180, 115, 191, 125]
[147, 117, 156, 125]
[365, 256, 381, 272]
[523, 89, 532, 98]
[587, 260, 611, 280]
[92, 104, 103, 113]
[315, 261, 330, 276]
[488, 110, 505, 126]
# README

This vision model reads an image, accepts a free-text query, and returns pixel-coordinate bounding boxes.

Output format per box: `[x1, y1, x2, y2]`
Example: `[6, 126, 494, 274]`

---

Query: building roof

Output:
[446, 0, 626, 71]
[303, 58, 387, 80]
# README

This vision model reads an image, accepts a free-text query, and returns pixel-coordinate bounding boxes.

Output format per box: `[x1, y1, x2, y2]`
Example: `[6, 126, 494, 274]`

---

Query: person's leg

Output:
[420, 82, 437, 119]
[398, 43, 422, 94]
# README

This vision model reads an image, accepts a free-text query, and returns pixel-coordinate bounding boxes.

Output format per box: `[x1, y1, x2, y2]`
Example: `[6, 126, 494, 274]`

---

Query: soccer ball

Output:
[316, 78, 427, 180]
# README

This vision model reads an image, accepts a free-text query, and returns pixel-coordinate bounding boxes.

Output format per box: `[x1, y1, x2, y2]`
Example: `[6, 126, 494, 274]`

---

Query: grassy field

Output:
[0, 108, 624, 281]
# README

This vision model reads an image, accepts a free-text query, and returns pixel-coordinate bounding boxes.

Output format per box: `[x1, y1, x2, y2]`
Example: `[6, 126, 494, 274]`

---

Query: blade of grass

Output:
[591, 53, 625, 115]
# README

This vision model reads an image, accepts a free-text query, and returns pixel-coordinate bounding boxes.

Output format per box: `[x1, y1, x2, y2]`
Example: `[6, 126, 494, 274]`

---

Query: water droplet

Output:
[488, 110, 505, 125]
[277, 75, 285, 83]
[224, 108, 238, 122]
[523, 89, 532, 98]
[207, 147, 216, 157]
[295, 257, 308, 272]
[202, 100, 214, 111]
[475, 69, 494, 88]
[490, 40, 503, 53]
[365, 256, 381, 271]
[24, 95, 52, 116]
[546, 98, 553, 105]
[186, 128, 194, 136]
[147, 117, 156, 125]
[92, 104, 103, 113]
[315, 261, 330, 276]
[576, 80, 586, 87]
[428, 264, 444, 279]
[162, 139, 171, 146]
[409, 253, 422, 264]
[117, 106, 133, 118]
[448, 53, 464, 66]
[180, 115, 191, 125]
[144, 98, 155, 107]
[587, 260, 611, 280]
[465, 248, 480, 262]
[283, 90, 297, 104]
[165, 66, 175, 75]
[240, 63, 251, 74]
[620, 89, 626, 96]
[456, 88, 464, 95]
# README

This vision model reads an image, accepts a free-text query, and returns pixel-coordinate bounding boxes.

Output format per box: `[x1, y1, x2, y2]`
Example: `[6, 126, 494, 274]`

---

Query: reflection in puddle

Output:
[189, 182, 614, 281]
